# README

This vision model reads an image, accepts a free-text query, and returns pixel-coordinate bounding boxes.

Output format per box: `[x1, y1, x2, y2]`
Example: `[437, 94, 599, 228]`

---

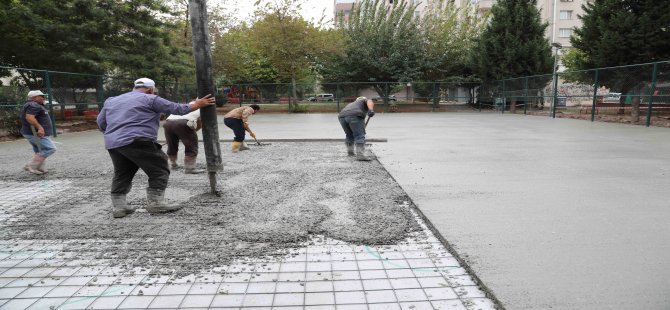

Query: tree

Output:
[0, 0, 192, 87]
[471, 0, 553, 81]
[568, 0, 670, 121]
[248, 0, 330, 100]
[323, 0, 424, 96]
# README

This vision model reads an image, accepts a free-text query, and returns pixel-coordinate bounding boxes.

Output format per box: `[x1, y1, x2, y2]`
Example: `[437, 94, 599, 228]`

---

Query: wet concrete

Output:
[0, 135, 419, 276]
[219, 112, 670, 309]
[3, 112, 670, 309]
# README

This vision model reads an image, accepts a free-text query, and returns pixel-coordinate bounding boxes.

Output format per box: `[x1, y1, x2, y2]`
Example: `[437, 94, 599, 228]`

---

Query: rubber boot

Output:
[24, 154, 44, 175]
[240, 142, 250, 151]
[145, 188, 183, 214]
[231, 141, 242, 153]
[346, 142, 355, 156]
[111, 194, 135, 218]
[355, 143, 372, 161]
[168, 155, 179, 170]
[184, 156, 205, 174]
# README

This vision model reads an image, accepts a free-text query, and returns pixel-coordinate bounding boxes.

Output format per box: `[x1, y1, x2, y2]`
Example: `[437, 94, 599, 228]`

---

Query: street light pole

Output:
[551, 42, 562, 118]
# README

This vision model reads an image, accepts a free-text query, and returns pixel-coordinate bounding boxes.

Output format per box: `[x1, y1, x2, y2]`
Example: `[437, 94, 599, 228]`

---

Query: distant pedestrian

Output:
[20, 90, 57, 174]
[163, 109, 203, 174]
[96, 78, 215, 218]
[223, 104, 260, 153]
[338, 96, 375, 161]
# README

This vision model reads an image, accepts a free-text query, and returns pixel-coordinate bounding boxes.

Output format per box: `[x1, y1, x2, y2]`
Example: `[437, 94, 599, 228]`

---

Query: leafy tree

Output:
[568, 0, 670, 121]
[471, 0, 553, 82]
[323, 0, 424, 96]
[0, 0, 192, 87]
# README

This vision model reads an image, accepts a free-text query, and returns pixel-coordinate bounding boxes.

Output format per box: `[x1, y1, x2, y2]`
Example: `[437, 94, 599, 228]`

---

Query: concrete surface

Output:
[2, 111, 669, 309]
[240, 112, 670, 309]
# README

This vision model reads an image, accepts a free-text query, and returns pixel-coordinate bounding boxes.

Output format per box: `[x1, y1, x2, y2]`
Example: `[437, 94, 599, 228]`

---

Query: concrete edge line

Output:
[157, 138, 389, 143]
[375, 158, 506, 310]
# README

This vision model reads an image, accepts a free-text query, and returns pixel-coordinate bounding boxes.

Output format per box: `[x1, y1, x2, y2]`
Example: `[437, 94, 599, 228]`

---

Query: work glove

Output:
[367, 110, 375, 117]
[250, 132, 256, 139]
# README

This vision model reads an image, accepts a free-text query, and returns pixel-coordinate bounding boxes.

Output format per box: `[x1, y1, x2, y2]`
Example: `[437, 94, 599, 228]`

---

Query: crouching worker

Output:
[96, 78, 215, 218]
[223, 104, 259, 153]
[163, 109, 203, 174]
[338, 96, 375, 161]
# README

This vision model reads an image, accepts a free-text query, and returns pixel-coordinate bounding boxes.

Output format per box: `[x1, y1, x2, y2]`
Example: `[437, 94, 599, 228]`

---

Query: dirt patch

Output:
[0, 142, 420, 276]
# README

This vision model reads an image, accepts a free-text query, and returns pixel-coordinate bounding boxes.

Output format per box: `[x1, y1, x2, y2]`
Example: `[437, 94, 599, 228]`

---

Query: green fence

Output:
[0, 66, 199, 137]
[488, 60, 670, 127]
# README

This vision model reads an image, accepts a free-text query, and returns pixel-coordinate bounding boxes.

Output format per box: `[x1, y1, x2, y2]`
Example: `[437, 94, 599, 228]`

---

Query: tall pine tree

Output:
[471, 0, 553, 81]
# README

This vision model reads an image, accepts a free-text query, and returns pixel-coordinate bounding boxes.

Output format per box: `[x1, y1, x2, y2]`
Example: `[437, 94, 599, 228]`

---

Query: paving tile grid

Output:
[0, 178, 496, 309]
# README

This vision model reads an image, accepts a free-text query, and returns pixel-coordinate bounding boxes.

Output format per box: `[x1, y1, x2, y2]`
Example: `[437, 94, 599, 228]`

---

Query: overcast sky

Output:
[227, 1, 335, 24]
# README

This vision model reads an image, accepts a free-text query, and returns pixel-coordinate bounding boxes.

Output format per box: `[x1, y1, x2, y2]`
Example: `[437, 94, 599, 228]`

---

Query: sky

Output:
[227, 1, 335, 24]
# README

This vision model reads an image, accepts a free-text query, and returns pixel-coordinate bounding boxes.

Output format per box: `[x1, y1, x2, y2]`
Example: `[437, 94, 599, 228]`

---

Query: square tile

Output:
[211, 294, 245, 307]
[418, 277, 449, 288]
[365, 290, 397, 303]
[360, 269, 387, 280]
[305, 271, 332, 281]
[331, 270, 360, 280]
[384, 259, 410, 269]
[369, 302, 401, 310]
[335, 291, 366, 304]
[243, 293, 274, 307]
[16, 285, 54, 298]
[333, 280, 362, 292]
[217, 282, 248, 294]
[118, 295, 154, 309]
[87, 296, 126, 309]
[331, 261, 358, 271]
[430, 299, 467, 310]
[390, 277, 421, 289]
[305, 292, 335, 305]
[180, 294, 215, 308]
[306, 262, 331, 272]
[357, 260, 384, 270]
[454, 285, 486, 298]
[462, 297, 497, 310]
[26, 297, 68, 310]
[159, 283, 192, 295]
[363, 279, 392, 290]
[275, 281, 303, 293]
[280, 262, 306, 272]
[0, 298, 39, 309]
[248, 282, 277, 294]
[43, 286, 80, 298]
[386, 269, 415, 278]
[278, 272, 304, 282]
[425, 287, 458, 300]
[395, 288, 427, 302]
[131, 284, 164, 296]
[400, 301, 434, 310]
[305, 280, 332, 292]
[188, 283, 220, 295]
[59, 297, 95, 310]
[273, 292, 304, 306]
[148, 294, 185, 308]
[337, 304, 368, 310]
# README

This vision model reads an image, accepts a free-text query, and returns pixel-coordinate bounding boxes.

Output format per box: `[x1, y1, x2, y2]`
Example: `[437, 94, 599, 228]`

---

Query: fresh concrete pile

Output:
[1, 142, 420, 275]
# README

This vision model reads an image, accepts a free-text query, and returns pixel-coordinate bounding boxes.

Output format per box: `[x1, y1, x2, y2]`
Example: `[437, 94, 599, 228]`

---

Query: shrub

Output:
[0, 105, 23, 137]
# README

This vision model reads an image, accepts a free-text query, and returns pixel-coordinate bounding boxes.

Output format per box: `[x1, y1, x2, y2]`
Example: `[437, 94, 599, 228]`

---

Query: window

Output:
[414, 10, 421, 17]
[559, 10, 572, 20]
[560, 0, 574, 2]
[559, 28, 572, 38]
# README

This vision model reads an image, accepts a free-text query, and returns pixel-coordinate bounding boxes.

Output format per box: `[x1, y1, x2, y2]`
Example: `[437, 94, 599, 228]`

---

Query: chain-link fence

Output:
[0, 67, 200, 137]
[493, 61, 670, 127]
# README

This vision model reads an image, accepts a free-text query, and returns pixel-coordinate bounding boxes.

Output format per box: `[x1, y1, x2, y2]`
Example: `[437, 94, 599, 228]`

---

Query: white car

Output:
[307, 93, 334, 102]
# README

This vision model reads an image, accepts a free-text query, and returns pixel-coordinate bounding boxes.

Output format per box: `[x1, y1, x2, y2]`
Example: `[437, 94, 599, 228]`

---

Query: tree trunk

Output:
[291, 74, 298, 101]
[510, 99, 517, 113]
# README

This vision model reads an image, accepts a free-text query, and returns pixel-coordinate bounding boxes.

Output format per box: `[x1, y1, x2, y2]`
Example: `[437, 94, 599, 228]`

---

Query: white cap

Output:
[356, 96, 367, 102]
[27, 90, 46, 98]
[134, 78, 155, 88]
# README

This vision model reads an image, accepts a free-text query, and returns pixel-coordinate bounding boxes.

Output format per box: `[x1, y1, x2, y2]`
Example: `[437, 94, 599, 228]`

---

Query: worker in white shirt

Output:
[163, 109, 203, 174]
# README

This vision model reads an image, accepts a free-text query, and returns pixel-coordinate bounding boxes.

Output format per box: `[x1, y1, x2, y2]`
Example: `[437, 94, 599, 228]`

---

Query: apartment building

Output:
[334, 0, 434, 23]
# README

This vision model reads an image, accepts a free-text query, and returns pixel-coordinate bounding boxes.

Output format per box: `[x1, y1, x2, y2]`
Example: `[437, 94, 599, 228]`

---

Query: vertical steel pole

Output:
[97, 75, 104, 110]
[501, 80, 506, 114]
[590, 69, 599, 122]
[336, 83, 341, 112]
[432, 82, 438, 112]
[384, 83, 390, 113]
[523, 77, 529, 115]
[189, 0, 222, 194]
[645, 62, 659, 127]
[44, 71, 56, 137]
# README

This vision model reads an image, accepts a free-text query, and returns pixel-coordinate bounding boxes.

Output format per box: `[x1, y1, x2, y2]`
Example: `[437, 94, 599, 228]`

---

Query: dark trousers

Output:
[163, 119, 198, 157]
[108, 139, 170, 195]
[224, 118, 246, 142]
[338, 115, 366, 144]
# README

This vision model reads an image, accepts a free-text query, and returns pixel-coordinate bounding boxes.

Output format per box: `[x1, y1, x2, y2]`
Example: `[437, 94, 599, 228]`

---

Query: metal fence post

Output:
[336, 83, 341, 112]
[238, 85, 243, 108]
[288, 83, 292, 113]
[97, 75, 104, 110]
[504, 80, 507, 114]
[591, 69, 599, 122]
[44, 70, 57, 137]
[432, 82, 438, 112]
[552, 71, 559, 118]
[645, 62, 659, 127]
[523, 77, 529, 115]
[384, 83, 389, 113]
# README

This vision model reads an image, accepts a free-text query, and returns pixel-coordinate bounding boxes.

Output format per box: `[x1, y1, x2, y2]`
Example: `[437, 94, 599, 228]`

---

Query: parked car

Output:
[307, 93, 334, 102]
[372, 95, 397, 102]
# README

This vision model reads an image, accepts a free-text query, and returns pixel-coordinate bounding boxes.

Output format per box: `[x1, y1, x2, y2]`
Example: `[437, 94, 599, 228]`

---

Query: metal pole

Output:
[523, 77, 529, 115]
[432, 82, 438, 112]
[645, 62, 659, 127]
[590, 69, 599, 122]
[44, 71, 56, 137]
[551, 45, 560, 118]
[336, 83, 341, 112]
[189, 0, 222, 194]
[384, 83, 390, 113]
[501, 80, 506, 114]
